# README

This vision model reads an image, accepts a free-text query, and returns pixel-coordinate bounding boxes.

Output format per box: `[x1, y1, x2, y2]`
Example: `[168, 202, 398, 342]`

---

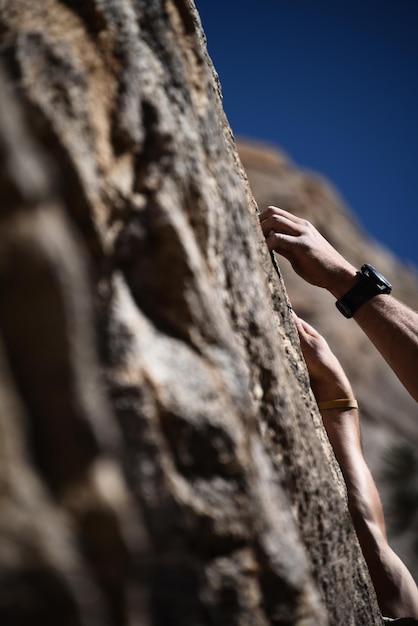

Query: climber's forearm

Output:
[320, 408, 386, 538]
[351, 504, 418, 620]
[321, 407, 418, 619]
[352, 295, 418, 403]
[323, 265, 418, 403]
[324, 272, 418, 404]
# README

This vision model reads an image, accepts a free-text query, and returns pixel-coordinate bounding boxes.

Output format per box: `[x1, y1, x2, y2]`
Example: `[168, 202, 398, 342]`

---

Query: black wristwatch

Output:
[335, 264, 392, 318]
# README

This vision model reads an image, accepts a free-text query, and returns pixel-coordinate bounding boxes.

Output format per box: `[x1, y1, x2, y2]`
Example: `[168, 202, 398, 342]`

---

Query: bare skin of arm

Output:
[295, 315, 418, 619]
[259, 206, 418, 403]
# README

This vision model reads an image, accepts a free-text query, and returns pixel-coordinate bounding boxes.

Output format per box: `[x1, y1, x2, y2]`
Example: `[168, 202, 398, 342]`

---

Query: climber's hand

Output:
[293, 314, 353, 403]
[258, 206, 357, 298]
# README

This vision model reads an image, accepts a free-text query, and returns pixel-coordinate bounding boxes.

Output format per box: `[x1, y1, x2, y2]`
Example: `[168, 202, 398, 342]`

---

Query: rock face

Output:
[0, 2, 383, 625]
[238, 139, 418, 580]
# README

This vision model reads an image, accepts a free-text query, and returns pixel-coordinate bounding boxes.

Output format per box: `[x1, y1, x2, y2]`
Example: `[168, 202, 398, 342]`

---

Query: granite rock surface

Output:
[0, 2, 384, 624]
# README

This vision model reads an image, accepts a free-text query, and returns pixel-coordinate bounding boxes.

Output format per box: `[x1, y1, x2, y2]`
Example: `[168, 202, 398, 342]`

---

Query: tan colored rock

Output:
[0, 1, 384, 624]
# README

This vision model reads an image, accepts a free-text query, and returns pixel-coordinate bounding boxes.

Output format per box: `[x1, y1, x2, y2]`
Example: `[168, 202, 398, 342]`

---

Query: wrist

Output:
[310, 376, 354, 405]
[327, 266, 359, 299]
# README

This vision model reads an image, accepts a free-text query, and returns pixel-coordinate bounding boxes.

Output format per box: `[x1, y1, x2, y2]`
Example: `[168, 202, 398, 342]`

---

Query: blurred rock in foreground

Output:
[0, 0, 387, 624]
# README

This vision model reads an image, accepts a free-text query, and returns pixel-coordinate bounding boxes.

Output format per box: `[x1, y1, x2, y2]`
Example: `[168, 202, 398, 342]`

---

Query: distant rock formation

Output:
[238, 138, 418, 579]
[0, 1, 387, 624]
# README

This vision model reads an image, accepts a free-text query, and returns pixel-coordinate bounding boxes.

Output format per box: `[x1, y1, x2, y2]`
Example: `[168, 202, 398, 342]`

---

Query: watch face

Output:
[361, 264, 392, 292]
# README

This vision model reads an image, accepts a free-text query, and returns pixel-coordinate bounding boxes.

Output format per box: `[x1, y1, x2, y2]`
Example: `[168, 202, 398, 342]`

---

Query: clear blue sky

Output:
[196, 0, 418, 269]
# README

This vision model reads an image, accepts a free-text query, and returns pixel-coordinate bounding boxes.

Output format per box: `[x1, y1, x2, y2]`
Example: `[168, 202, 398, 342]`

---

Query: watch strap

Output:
[336, 264, 392, 318]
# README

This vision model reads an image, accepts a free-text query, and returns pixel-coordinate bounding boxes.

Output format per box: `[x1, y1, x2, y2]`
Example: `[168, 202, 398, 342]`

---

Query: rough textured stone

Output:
[0, 2, 383, 624]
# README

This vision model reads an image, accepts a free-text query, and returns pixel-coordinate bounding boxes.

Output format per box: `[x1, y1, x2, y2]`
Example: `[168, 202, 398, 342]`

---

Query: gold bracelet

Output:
[317, 398, 358, 411]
